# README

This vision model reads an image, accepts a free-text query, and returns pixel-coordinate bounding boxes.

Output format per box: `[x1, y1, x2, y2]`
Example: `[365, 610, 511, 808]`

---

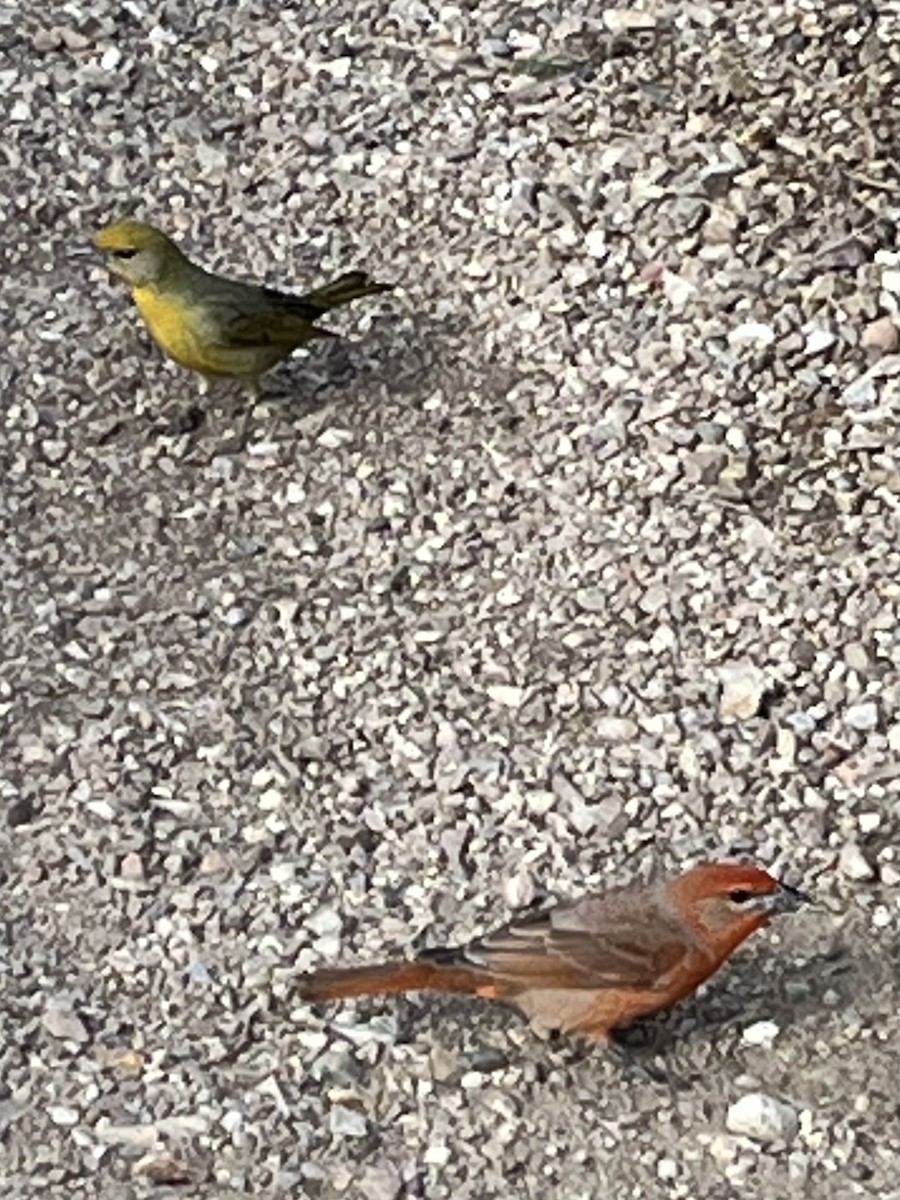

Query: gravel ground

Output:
[3, 1, 900, 1196]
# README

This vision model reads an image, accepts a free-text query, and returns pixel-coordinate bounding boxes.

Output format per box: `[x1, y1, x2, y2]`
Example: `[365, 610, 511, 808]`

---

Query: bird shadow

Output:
[230, 308, 523, 452]
[611, 946, 846, 1057]
[257, 310, 471, 415]
[668, 921, 898, 1051]
[116, 308, 522, 460]
[386, 934, 877, 1087]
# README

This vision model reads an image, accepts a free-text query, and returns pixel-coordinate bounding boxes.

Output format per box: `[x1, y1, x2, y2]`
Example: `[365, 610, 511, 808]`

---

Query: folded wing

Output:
[426, 892, 692, 992]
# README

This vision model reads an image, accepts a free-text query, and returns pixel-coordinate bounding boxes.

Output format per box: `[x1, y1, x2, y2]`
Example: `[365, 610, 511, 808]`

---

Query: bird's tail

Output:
[298, 955, 491, 1003]
[301, 271, 393, 315]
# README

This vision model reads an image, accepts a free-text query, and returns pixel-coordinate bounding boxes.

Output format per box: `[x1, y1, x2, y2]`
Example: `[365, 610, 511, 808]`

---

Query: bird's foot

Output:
[155, 404, 206, 437]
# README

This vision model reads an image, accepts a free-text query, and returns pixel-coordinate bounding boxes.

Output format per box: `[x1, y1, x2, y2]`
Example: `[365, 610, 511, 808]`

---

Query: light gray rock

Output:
[718, 662, 768, 721]
[726, 1093, 800, 1143]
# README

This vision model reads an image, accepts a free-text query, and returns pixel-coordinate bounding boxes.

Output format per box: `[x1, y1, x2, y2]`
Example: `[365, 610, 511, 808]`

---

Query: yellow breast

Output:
[130, 286, 286, 382]
[132, 286, 210, 373]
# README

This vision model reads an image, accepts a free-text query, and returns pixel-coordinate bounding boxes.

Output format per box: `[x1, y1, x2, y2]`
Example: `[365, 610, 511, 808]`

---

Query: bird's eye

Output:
[728, 889, 753, 904]
[112, 249, 138, 259]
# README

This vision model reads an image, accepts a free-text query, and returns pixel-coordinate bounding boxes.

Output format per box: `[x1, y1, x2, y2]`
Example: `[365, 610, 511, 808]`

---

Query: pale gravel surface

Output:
[2, 1, 900, 1197]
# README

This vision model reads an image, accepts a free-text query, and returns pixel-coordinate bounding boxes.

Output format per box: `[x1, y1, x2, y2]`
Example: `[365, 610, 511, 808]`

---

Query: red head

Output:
[666, 861, 810, 962]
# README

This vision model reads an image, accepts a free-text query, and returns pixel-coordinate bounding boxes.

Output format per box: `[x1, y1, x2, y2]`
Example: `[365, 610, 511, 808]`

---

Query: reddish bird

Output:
[298, 862, 809, 1043]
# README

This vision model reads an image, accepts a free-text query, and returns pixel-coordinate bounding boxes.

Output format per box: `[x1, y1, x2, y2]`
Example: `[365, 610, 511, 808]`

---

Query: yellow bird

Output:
[95, 219, 393, 399]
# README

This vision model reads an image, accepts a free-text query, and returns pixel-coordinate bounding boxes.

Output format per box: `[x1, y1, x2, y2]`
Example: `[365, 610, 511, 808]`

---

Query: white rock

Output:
[306, 906, 342, 936]
[718, 662, 768, 720]
[316, 427, 353, 449]
[741, 1020, 780, 1047]
[574, 588, 607, 612]
[505, 28, 540, 51]
[258, 786, 284, 811]
[728, 321, 775, 346]
[861, 315, 899, 353]
[838, 842, 874, 881]
[872, 905, 892, 928]
[486, 684, 526, 708]
[424, 1144, 451, 1166]
[269, 861, 296, 884]
[322, 57, 352, 79]
[726, 1093, 799, 1143]
[707, 1133, 742, 1164]
[525, 790, 555, 816]
[94, 1122, 158, 1147]
[594, 716, 638, 741]
[329, 1104, 367, 1137]
[843, 641, 869, 670]
[495, 583, 522, 607]
[156, 1115, 209, 1137]
[603, 8, 657, 32]
[42, 1004, 89, 1043]
[786, 710, 817, 734]
[119, 851, 144, 881]
[48, 1106, 80, 1127]
[649, 624, 676, 653]
[662, 270, 697, 308]
[503, 870, 535, 909]
[656, 1157, 678, 1181]
[357, 1163, 402, 1200]
[804, 327, 836, 355]
[566, 798, 600, 835]
[584, 228, 607, 258]
[840, 375, 877, 408]
[844, 701, 878, 731]
[638, 584, 668, 614]
[600, 364, 631, 389]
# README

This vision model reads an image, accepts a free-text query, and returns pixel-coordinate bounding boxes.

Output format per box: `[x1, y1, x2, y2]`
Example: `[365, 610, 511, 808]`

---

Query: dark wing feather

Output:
[189, 269, 389, 350]
[196, 301, 330, 350]
[259, 286, 332, 323]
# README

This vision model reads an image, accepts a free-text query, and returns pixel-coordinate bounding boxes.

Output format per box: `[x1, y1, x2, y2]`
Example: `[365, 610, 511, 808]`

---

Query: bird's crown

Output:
[95, 219, 172, 254]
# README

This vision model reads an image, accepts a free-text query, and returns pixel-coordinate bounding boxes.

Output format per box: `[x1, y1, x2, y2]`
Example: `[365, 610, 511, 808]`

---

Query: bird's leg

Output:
[166, 402, 206, 436]
[605, 1028, 694, 1093]
[216, 378, 261, 454]
[161, 377, 208, 437]
[605, 1037, 673, 1086]
[237, 378, 262, 445]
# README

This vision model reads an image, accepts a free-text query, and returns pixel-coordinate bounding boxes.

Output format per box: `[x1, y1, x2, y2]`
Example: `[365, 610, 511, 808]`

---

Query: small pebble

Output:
[729, 321, 775, 346]
[726, 1093, 799, 1143]
[42, 1003, 89, 1044]
[594, 717, 638, 741]
[48, 1105, 80, 1127]
[844, 701, 879, 731]
[719, 662, 768, 721]
[861, 316, 899, 353]
[329, 1105, 368, 1138]
[838, 842, 875, 882]
[486, 685, 526, 708]
[741, 1020, 780, 1047]
[803, 327, 836, 356]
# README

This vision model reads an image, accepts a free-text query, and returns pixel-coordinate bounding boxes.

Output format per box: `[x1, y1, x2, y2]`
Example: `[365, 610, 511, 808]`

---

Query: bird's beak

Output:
[68, 245, 95, 260]
[758, 880, 813, 915]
